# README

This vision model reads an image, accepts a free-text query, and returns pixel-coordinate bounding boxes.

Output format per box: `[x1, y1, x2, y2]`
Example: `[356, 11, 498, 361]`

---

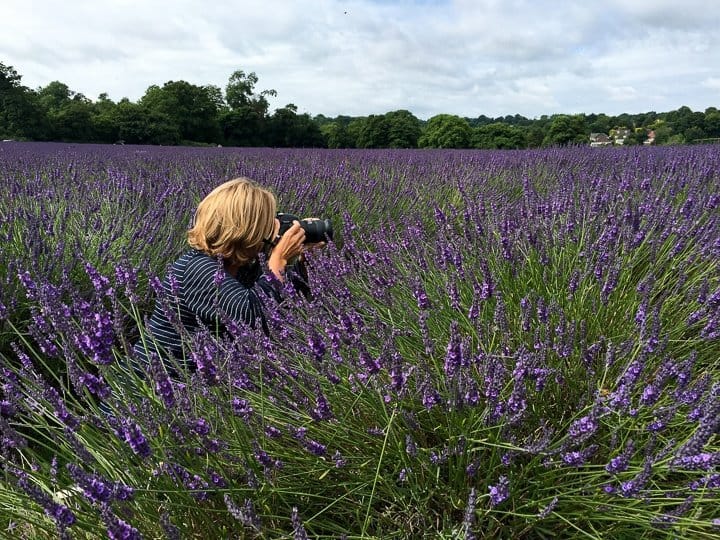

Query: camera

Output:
[277, 213, 333, 244]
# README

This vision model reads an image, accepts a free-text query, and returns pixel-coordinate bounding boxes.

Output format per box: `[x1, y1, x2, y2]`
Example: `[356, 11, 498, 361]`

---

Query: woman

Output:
[133, 177, 315, 370]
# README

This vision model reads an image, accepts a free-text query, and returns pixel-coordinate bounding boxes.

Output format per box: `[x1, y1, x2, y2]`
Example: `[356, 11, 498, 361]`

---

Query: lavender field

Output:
[1, 141, 719, 538]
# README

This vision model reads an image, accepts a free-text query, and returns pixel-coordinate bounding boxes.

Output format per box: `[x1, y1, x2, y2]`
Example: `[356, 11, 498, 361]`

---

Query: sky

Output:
[3, 0, 720, 120]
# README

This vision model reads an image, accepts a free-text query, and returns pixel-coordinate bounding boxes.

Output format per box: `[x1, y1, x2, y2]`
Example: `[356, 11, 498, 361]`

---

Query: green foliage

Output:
[265, 104, 325, 147]
[113, 100, 181, 145]
[472, 122, 527, 149]
[225, 70, 275, 115]
[418, 114, 472, 148]
[139, 81, 221, 143]
[385, 110, 422, 148]
[543, 114, 588, 146]
[1, 60, 719, 148]
[320, 122, 354, 148]
[0, 63, 47, 140]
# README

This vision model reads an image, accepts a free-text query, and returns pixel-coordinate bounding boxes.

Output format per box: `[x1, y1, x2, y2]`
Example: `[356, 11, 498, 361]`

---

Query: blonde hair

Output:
[187, 178, 277, 266]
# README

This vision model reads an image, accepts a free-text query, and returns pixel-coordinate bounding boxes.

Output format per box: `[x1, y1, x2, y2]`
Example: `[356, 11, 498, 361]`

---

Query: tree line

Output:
[2, 61, 719, 148]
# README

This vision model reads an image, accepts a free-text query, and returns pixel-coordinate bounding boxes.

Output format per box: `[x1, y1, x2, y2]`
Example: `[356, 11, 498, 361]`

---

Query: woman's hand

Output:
[268, 220, 305, 281]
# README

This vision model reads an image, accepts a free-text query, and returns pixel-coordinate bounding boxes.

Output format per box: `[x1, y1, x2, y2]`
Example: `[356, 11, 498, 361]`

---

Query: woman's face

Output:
[256, 218, 281, 258]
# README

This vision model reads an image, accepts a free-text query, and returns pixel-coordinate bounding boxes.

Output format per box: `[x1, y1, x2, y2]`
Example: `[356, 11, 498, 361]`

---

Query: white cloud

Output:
[2, 0, 719, 118]
[703, 78, 720, 91]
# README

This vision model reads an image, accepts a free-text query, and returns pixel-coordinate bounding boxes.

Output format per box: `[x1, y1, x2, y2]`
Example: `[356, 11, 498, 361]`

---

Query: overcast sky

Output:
[3, 0, 719, 120]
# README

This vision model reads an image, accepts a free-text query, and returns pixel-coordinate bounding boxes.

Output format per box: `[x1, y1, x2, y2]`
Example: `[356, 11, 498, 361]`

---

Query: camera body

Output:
[277, 213, 333, 244]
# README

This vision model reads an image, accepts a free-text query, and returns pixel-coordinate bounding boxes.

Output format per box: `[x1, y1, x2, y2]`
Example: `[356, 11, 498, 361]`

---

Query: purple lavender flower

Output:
[190, 339, 219, 385]
[405, 434, 418, 457]
[561, 445, 598, 467]
[72, 301, 115, 365]
[78, 370, 111, 399]
[42, 386, 80, 431]
[232, 397, 253, 420]
[192, 417, 211, 436]
[567, 414, 598, 441]
[444, 322, 462, 378]
[115, 264, 139, 304]
[225, 494, 261, 531]
[67, 464, 134, 504]
[671, 452, 720, 471]
[160, 512, 181, 540]
[429, 449, 448, 465]
[117, 421, 151, 459]
[651, 496, 694, 529]
[265, 425, 282, 439]
[421, 385, 442, 410]
[305, 439, 327, 456]
[465, 460, 479, 478]
[357, 350, 381, 375]
[102, 506, 141, 540]
[493, 294, 508, 334]
[567, 270, 580, 296]
[448, 281, 461, 311]
[389, 352, 409, 393]
[488, 475, 509, 506]
[333, 450, 346, 468]
[84, 262, 114, 297]
[291, 507, 309, 540]
[533, 496, 557, 522]
[16, 472, 76, 530]
[308, 333, 326, 361]
[462, 487, 477, 539]
[312, 391, 334, 421]
[520, 296, 531, 332]
[619, 457, 652, 498]
[676, 382, 720, 457]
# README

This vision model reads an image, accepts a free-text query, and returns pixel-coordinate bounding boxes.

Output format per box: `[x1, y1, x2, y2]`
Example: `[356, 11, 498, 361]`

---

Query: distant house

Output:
[611, 128, 632, 145]
[644, 130, 656, 145]
[589, 133, 612, 147]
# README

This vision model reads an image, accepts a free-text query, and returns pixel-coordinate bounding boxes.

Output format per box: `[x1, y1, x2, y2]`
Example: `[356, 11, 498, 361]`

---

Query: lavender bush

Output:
[1, 141, 719, 538]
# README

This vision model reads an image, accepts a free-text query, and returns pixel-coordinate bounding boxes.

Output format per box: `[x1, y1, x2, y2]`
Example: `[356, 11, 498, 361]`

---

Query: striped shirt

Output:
[133, 249, 305, 368]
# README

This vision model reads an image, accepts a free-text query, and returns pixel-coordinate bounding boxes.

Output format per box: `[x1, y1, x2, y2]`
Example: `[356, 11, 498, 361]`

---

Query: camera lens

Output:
[302, 218, 333, 243]
[276, 213, 333, 244]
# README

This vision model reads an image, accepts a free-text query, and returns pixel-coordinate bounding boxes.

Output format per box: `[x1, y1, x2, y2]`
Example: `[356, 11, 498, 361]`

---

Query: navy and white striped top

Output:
[133, 249, 305, 367]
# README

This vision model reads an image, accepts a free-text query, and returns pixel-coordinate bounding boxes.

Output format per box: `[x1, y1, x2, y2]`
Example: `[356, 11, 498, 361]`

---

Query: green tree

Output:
[385, 109, 421, 148]
[267, 104, 324, 147]
[114, 99, 180, 145]
[90, 93, 120, 143]
[355, 114, 390, 148]
[226, 71, 275, 114]
[0, 63, 48, 139]
[219, 108, 266, 146]
[37, 81, 73, 113]
[53, 96, 95, 142]
[704, 108, 720, 138]
[525, 125, 545, 148]
[140, 81, 220, 143]
[220, 70, 278, 146]
[345, 118, 367, 148]
[684, 126, 706, 143]
[624, 127, 648, 146]
[472, 122, 527, 149]
[36, 82, 87, 140]
[320, 122, 353, 148]
[418, 114, 472, 148]
[651, 122, 675, 145]
[587, 113, 612, 135]
[543, 114, 588, 146]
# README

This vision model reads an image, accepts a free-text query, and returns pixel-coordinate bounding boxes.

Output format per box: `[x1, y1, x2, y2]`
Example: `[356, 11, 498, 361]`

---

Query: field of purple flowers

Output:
[1, 141, 719, 538]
